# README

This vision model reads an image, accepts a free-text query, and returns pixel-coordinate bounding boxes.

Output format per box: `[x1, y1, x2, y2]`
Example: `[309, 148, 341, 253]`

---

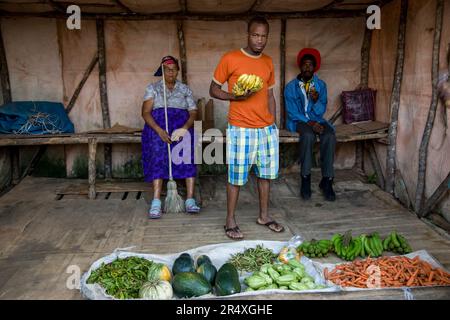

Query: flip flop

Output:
[223, 225, 244, 240]
[257, 220, 285, 233]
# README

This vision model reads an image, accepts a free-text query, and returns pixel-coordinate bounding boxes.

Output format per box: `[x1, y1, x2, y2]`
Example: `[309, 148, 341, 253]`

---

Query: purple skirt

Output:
[141, 108, 197, 182]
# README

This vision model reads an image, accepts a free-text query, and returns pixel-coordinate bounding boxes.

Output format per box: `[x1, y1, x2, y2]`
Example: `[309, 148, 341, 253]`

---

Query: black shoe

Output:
[300, 174, 311, 200]
[319, 177, 336, 201]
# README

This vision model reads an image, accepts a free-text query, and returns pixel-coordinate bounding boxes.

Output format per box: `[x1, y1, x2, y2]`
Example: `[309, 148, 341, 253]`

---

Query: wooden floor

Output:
[0, 171, 449, 300]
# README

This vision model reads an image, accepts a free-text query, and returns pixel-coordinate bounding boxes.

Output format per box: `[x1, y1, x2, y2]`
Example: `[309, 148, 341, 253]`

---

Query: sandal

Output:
[257, 219, 285, 233]
[185, 198, 200, 214]
[148, 199, 162, 219]
[223, 225, 244, 240]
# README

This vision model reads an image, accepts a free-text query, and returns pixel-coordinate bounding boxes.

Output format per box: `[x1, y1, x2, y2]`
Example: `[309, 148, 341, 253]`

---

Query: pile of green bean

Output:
[87, 256, 154, 299]
[228, 245, 278, 273]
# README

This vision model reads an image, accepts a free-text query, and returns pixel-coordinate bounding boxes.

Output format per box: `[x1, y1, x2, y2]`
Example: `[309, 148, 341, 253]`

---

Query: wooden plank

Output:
[10, 146, 20, 185]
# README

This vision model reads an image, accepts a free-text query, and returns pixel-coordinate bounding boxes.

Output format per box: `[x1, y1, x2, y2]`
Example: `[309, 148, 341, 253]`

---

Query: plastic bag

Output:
[278, 235, 304, 264]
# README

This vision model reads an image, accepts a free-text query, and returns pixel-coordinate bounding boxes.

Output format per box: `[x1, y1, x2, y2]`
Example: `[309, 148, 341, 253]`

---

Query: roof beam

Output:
[0, 9, 366, 20]
[115, 0, 134, 14]
[179, 0, 187, 14]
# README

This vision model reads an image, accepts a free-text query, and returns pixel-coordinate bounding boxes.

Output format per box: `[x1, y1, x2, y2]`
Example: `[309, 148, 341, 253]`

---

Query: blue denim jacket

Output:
[284, 74, 334, 133]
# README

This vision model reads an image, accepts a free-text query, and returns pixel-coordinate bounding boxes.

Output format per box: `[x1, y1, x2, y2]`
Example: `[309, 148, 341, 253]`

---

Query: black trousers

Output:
[296, 121, 336, 178]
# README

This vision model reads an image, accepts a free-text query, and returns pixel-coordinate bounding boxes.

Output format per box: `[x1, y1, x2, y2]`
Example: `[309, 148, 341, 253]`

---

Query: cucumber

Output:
[215, 263, 241, 296]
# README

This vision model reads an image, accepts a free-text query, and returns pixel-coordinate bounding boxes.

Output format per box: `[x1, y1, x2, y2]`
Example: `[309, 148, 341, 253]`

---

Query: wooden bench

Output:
[0, 121, 389, 199]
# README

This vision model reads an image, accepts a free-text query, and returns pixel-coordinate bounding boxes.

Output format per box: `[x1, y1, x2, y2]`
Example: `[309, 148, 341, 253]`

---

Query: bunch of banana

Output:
[297, 239, 333, 258]
[232, 74, 264, 96]
[383, 231, 412, 254]
[332, 231, 364, 261]
[360, 233, 384, 258]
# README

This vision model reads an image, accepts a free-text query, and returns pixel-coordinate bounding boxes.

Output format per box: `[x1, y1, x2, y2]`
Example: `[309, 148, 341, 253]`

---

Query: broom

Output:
[161, 63, 185, 213]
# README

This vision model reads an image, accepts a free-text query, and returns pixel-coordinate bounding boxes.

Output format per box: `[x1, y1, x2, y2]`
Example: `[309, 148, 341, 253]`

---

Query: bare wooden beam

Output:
[0, 9, 367, 20]
[96, 19, 112, 180]
[279, 18, 286, 129]
[179, 0, 187, 14]
[321, 0, 345, 11]
[46, 0, 66, 13]
[20, 145, 47, 180]
[115, 0, 134, 14]
[177, 20, 188, 84]
[88, 137, 97, 199]
[366, 140, 385, 188]
[249, 0, 264, 12]
[385, 0, 408, 195]
[419, 172, 450, 217]
[0, 19, 11, 104]
[66, 53, 98, 114]
[329, 105, 342, 124]
[414, 0, 444, 213]
[10, 146, 20, 185]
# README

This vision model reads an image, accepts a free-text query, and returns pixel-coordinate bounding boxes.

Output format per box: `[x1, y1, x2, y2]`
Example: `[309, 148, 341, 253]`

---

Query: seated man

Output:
[284, 48, 336, 201]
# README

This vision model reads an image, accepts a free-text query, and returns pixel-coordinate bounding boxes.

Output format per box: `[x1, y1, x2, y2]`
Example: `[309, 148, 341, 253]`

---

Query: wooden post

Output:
[279, 19, 286, 129]
[10, 147, 19, 185]
[0, 19, 12, 104]
[96, 19, 112, 180]
[66, 53, 98, 114]
[366, 141, 385, 188]
[419, 172, 449, 218]
[414, 0, 444, 213]
[88, 138, 97, 199]
[177, 20, 188, 84]
[355, 26, 373, 172]
[385, 0, 408, 194]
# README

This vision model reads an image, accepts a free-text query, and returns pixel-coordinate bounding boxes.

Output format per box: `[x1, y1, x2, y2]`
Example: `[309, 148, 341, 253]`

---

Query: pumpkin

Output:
[139, 280, 173, 300]
[147, 263, 172, 282]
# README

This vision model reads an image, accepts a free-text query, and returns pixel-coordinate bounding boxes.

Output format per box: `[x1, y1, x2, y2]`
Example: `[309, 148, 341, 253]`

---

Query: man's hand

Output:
[156, 127, 172, 144]
[232, 90, 255, 101]
[310, 88, 319, 103]
[307, 121, 324, 134]
[171, 128, 188, 142]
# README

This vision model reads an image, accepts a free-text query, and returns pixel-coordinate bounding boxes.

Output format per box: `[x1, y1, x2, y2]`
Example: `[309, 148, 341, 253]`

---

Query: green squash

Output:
[172, 272, 212, 298]
[215, 263, 241, 296]
[172, 253, 195, 275]
[196, 262, 217, 285]
[196, 255, 212, 267]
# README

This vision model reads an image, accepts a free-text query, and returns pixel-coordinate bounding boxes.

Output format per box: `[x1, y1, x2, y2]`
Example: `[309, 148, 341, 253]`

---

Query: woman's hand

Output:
[156, 127, 172, 144]
[171, 128, 188, 142]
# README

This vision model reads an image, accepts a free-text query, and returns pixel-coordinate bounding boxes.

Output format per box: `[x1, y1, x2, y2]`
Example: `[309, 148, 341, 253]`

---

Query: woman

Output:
[141, 55, 200, 218]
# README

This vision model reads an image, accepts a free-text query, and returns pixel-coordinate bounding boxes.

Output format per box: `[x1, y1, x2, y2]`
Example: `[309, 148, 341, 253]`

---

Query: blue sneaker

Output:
[148, 199, 162, 219]
[185, 198, 200, 214]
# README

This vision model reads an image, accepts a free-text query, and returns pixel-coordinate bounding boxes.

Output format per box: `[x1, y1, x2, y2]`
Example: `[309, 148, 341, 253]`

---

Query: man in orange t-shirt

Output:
[209, 16, 284, 240]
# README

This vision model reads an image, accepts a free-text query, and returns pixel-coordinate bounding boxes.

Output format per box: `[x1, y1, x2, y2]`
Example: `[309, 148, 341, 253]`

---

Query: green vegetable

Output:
[292, 267, 305, 280]
[87, 256, 154, 299]
[278, 285, 288, 290]
[245, 287, 255, 292]
[260, 263, 272, 274]
[275, 274, 297, 286]
[172, 253, 195, 275]
[287, 259, 303, 269]
[228, 245, 277, 272]
[196, 262, 217, 285]
[256, 272, 273, 285]
[196, 255, 212, 267]
[215, 263, 241, 296]
[172, 272, 212, 298]
[139, 280, 173, 300]
[267, 267, 280, 280]
[244, 275, 267, 290]
[289, 282, 308, 291]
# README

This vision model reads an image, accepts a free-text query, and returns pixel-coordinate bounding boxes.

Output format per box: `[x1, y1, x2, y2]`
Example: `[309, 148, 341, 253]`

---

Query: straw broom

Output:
[162, 64, 185, 213]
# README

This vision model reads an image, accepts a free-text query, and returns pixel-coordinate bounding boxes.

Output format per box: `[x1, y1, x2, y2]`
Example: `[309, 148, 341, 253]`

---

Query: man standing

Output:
[284, 48, 336, 202]
[209, 16, 284, 240]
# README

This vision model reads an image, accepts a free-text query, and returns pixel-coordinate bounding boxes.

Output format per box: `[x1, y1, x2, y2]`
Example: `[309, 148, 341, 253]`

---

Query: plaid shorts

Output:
[227, 123, 279, 186]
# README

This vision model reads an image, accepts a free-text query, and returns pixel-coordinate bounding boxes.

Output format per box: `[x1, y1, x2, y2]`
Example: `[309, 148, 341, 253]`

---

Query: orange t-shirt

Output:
[213, 49, 275, 128]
